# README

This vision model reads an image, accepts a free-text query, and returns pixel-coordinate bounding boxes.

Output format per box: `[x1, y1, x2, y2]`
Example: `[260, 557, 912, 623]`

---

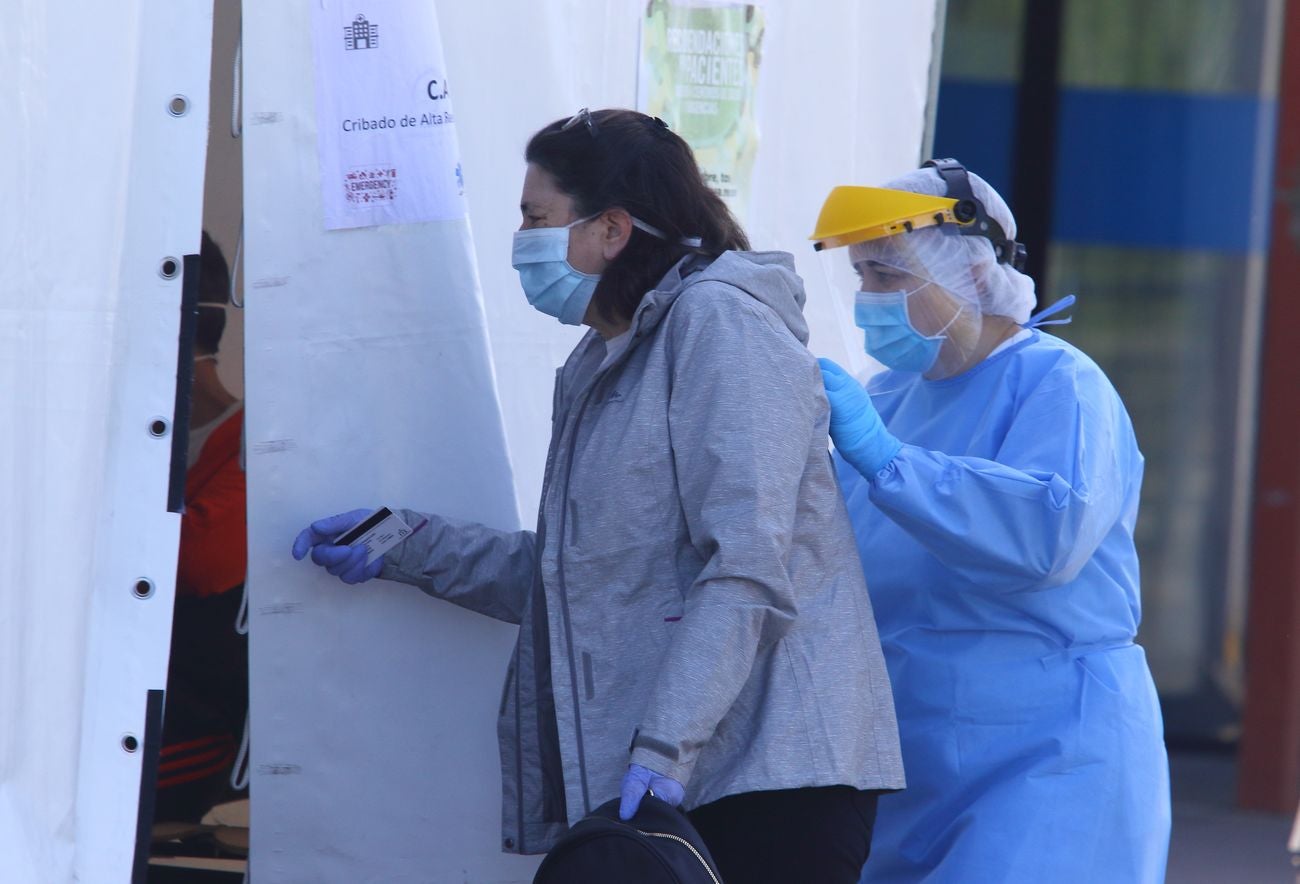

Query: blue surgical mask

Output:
[854, 288, 954, 373]
[511, 215, 602, 325]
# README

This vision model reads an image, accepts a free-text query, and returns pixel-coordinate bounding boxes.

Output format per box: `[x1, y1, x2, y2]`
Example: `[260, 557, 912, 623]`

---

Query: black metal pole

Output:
[1010, 0, 1066, 300]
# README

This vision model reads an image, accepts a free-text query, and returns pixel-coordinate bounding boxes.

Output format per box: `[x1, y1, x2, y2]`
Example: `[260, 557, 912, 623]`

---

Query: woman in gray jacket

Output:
[292, 108, 903, 883]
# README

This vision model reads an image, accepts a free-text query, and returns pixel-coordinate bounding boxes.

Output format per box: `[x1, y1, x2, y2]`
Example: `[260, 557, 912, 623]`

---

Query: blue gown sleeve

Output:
[864, 357, 1140, 590]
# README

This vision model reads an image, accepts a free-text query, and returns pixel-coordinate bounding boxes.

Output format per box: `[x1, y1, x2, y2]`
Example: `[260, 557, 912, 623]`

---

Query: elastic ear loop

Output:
[928, 293, 982, 373]
[919, 290, 966, 341]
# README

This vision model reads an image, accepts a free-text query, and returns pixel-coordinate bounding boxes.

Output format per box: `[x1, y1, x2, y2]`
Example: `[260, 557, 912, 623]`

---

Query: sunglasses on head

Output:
[561, 107, 599, 138]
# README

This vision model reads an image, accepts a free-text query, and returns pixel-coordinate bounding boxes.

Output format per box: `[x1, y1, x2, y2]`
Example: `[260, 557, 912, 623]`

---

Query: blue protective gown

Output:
[842, 330, 1171, 884]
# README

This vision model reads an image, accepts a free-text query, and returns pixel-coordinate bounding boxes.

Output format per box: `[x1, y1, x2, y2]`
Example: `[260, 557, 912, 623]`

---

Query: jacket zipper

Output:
[553, 388, 596, 814]
[547, 297, 678, 819]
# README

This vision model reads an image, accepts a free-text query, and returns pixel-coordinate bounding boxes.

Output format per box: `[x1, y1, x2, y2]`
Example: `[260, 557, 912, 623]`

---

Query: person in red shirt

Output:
[154, 232, 249, 823]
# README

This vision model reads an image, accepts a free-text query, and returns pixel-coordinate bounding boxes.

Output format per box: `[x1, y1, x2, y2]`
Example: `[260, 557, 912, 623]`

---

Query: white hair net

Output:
[867, 166, 1037, 324]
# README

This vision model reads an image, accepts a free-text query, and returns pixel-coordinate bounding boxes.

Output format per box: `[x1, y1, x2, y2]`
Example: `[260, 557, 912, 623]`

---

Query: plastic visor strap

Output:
[1024, 293, 1076, 329]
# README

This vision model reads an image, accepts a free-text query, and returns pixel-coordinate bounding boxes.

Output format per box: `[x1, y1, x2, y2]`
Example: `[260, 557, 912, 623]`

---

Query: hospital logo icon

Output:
[344, 14, 378, 50]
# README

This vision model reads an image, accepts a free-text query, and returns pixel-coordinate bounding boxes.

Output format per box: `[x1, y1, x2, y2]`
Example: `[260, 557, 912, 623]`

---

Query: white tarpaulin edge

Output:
[0, 2, 214, 882]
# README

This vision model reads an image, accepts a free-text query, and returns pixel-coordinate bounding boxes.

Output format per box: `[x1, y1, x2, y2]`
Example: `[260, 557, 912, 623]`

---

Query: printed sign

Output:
[311, 3, 465, 229]
[639, 1, 765, 224]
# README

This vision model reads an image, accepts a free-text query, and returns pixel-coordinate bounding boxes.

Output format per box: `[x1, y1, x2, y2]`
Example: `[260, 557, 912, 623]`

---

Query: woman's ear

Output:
[599, 209, 635, 261]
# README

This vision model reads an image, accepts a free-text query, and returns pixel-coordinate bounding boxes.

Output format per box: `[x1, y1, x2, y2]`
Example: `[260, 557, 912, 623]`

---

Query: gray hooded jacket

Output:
[383, 251, 904, 854]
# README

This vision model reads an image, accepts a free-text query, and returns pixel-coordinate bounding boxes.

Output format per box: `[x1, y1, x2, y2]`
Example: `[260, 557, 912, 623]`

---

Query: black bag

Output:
[532, 795, 724, 883]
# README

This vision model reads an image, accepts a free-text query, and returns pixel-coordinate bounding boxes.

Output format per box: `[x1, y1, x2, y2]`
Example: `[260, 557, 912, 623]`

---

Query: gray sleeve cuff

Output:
[629, 731, 696, 786]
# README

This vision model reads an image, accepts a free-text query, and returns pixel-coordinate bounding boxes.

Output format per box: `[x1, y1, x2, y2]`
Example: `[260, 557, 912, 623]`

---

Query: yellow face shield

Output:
[809, 186, 967, 252]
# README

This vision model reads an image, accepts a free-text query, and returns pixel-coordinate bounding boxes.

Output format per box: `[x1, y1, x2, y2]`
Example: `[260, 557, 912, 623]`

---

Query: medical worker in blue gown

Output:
[811, 160, 1171, 883]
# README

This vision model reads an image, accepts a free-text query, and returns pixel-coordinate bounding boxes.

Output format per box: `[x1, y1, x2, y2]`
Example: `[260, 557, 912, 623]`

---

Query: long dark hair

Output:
[525, 108, 750, 323]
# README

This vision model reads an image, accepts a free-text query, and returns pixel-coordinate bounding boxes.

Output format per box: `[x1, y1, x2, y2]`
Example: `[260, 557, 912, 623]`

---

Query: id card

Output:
[333, 507, 419, 565]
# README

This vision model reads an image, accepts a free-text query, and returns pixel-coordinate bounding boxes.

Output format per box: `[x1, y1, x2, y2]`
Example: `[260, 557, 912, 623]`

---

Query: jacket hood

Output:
[640, 250, 810, 345]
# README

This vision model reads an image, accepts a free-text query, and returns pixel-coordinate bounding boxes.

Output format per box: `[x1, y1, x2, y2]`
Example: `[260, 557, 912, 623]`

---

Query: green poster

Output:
[639, 1, 765, 224]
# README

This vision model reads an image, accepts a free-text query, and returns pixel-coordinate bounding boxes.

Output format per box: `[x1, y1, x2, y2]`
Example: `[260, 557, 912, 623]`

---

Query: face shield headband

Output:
[922, 158, 1027, 272]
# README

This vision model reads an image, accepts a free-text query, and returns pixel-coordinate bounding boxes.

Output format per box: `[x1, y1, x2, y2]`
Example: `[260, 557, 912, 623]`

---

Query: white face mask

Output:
[510, 214, 705, 325]
[510, 215, 603, 325]
[854, 287, 964, 374]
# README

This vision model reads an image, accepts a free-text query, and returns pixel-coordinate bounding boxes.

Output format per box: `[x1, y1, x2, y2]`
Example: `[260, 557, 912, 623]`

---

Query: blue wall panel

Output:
[934, 81, 1276, 253]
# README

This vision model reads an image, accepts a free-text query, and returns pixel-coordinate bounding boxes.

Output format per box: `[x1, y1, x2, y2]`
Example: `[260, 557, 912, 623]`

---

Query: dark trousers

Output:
[689, 786, 879, 884]
[155, 588, 249, 822]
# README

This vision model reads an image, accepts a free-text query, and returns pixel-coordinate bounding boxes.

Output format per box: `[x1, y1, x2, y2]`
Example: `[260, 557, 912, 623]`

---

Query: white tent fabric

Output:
[0, 2, 213, 882]
[243, 2, 938, 881]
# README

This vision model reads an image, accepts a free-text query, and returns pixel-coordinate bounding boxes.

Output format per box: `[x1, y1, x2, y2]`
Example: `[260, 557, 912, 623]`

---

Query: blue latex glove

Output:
[619, 763, 685, 821]
[290, 509, 385, 585]
[817, 357, 903, 478]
